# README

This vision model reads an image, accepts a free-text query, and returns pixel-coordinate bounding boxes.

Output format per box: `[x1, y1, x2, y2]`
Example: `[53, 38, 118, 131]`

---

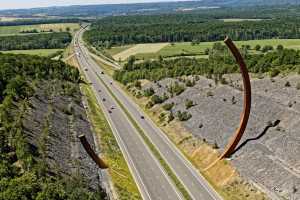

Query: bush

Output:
[151, 95, 164, 104]
[176, 111, 192, 121]
[133, 80, 141, 89]
[296, 82, 300, 90]
[285, 81, 291, 87]
[254, 44, 261, 51]
[262, 45, 273, 53]
[185, 79, 195, 87]
[277, 44, 284, 51]
[185, 99, 194, 109]
[270, 68, 280, 77]
[167, 82, 185, 96]
[162, 102, 174, 111]
[143, 87, 155, 97]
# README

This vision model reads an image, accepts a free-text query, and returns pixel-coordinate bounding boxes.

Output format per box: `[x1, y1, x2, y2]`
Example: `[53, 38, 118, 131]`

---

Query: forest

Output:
[0, 53, 103, 200]
[0, 32, 72, 51]
[0, 18, 80, 27]
[113, 44, 300, 85]
[84, 9, 300, 46]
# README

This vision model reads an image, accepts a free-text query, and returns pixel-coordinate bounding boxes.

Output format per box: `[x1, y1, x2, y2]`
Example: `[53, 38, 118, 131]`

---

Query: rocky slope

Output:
[143, 74, 300, 200]
[22, 80, 103, 192]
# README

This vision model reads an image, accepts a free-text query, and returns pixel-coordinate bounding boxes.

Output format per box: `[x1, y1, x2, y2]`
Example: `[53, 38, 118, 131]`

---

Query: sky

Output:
[0, 0, 192, 10]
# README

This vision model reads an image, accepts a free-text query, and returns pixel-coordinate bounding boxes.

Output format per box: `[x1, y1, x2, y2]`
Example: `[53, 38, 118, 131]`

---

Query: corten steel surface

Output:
[78, 134, 108, 169]
[205, 37, 251, 170]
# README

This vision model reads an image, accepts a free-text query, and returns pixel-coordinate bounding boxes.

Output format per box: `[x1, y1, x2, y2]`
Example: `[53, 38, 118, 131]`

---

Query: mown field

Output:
[0, 23, 80, 36]
[109, 39, 300, 61]
[0, 49, 63, 56]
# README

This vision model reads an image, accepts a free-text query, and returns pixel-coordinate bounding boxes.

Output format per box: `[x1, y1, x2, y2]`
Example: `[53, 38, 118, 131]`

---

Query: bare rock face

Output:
[144, 74, 300, 199]
[22, 81, 101, 191]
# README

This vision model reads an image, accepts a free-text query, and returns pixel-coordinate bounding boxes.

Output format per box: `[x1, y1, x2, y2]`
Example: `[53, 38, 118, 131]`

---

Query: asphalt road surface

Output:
[75, 28, 223, 200]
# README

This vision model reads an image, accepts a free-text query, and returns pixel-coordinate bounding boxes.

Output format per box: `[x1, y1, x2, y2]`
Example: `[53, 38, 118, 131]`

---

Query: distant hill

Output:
[0, 0, 300, 17]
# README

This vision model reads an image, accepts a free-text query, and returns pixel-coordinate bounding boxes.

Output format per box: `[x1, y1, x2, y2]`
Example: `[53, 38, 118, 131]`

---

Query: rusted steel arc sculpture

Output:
[205, 37, 251, 170]
[78, 134, 109, 169]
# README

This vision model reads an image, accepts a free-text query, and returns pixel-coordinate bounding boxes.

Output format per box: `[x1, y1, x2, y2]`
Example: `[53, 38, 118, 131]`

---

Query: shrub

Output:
[185, 79, 195, 87]
[167, 112, 175, 123]
[143, 87, 155, 97]
[296, 82, 300, 90]
[185, 99, 194, 109]
[285, 81, 291, 87]
[151, 95, 164, 104]
[254, 44, 261, 51]
[176, 111, 192, 121]
[270, 68, 280, 77]
[167, 82, 185, 96]
[133, 80, 141, 89]
[162, 102, 174, 111]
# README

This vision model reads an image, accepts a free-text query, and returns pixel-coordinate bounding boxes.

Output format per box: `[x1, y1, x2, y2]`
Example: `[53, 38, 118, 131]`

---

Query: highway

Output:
[74, 29, 183, 200]
[75, 27, 223, 200]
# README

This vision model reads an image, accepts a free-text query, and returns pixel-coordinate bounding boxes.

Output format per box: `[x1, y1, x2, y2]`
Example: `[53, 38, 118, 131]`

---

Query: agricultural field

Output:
[221, 18, 264, 22]
[0, 23, 80, 36]
[0, 49, 63, 56]
[112, 43, 169, 61]
[110, 39, 300, 61]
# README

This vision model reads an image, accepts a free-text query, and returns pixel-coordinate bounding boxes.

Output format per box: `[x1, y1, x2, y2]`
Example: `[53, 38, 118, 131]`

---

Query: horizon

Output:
[0, 0, 193, 11]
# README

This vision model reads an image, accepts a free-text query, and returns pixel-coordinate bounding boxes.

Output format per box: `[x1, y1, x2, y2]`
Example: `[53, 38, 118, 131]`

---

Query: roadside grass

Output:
[107, 39, 300, 61]
[81, 84, 142, 200]
[95, 74, 192, 200]
[1, 49, 63, 56]
[0, 23, 80, 36]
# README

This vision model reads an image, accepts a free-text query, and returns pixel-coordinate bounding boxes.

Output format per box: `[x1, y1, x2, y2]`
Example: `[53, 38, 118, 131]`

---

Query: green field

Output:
[105, 45, 134, 56]
[1, 49, 63, 56]
[129, 39, 300, 60]
[0, 23, 80, 36]
[221, 18, 263, 22]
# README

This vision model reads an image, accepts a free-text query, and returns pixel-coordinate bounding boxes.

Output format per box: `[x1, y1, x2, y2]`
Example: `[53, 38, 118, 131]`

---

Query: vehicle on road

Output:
[102, 98, 106, 102]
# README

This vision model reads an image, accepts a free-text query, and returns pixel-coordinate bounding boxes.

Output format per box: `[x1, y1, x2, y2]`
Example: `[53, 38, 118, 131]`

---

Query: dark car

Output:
[141, 116, 145, 119]
[102, 98, 106, 102]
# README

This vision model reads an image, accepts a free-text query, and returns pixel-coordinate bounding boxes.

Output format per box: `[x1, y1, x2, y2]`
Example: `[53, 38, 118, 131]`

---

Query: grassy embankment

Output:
[64, 44, 142, 200]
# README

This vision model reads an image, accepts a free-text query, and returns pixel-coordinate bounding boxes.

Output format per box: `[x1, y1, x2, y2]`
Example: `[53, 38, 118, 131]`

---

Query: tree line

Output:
[113, 46, 300, 85]
[0, 32, 72, 51]
[0, 18, 80, 27]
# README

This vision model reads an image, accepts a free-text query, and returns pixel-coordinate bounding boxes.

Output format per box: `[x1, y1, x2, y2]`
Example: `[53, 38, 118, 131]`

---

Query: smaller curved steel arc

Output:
[79, 134, 109, 169]
[205, 37, 251, 170]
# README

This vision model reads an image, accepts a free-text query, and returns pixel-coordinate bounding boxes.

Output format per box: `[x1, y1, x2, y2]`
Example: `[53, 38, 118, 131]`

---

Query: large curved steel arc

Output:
[205, 37, 251, 170]
[220, 37, 252, 159]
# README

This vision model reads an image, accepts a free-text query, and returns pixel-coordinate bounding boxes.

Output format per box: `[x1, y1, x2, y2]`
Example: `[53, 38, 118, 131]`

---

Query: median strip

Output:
[95, 73, 193, 200]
